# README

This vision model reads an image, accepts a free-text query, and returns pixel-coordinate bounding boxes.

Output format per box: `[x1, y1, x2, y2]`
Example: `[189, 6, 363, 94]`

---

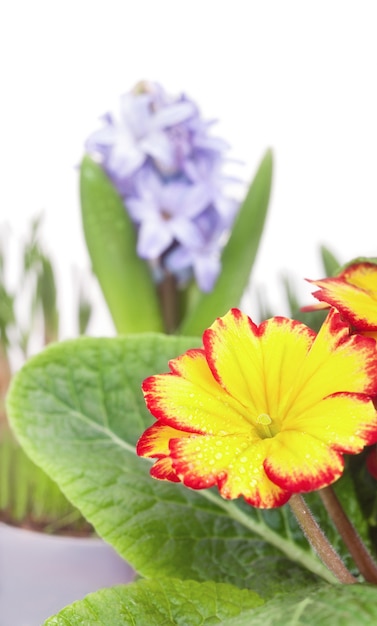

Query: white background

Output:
[1, 1, 377, 339]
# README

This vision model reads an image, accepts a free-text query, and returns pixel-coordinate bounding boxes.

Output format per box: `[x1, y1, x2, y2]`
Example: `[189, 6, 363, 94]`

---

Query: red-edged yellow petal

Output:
[136, 422, 188, 458]
[203, 309, 315, 423]
[170, 434, 246, 490]
[282, 310, 377, 419]
[342, 262, 377, 291]
[142, 349, 252, 435]
[308, 263, 377, 330]
[203, 309, 264, 411]
[136, 423, 192, 482]
[218, 440, 292, 509]
[284, 393, 377, 452]
[150, 457, 181, 482]
[264, 431, 344, 492]
[301, 301, 330, 313]
[169, 435, 290, 508]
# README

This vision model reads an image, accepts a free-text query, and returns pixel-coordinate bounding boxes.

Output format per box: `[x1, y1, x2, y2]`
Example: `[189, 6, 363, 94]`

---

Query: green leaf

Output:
[347, 449, 377, 557]
[0, 428, 89, 533]
[222, 583, 377, 625]
[281, 274, 327, 332]
[320, 245, 342, 277]
[44, 578, 263, 625]
[80, 156, 163, 333]
[179, 150, 273, 336]
[37, 255, 59, 343]
[7, 334, 339, 596]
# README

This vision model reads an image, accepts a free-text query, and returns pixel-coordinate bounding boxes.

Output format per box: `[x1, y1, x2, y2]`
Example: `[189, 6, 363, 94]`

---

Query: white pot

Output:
[0, 522, 135, 626]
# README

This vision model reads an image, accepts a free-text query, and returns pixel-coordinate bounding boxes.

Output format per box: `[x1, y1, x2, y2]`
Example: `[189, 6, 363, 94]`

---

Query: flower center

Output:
[161, 209, 172, 221]
[256, 413, 273, 438]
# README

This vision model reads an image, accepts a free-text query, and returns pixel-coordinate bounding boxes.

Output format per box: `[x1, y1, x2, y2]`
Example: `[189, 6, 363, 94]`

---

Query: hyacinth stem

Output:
[288, 494, 357, 584]
[319, 485, 377, 584]
[157, 273, 179, 334]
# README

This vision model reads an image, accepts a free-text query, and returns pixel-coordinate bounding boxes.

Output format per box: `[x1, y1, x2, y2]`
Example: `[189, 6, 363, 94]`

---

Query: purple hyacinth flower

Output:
[84, 81, 241, 294]
[183, 152, 239, 227]
[126, 167, 212, 259]
[164, 205, 227, 292]
[164, 235, 222, 293]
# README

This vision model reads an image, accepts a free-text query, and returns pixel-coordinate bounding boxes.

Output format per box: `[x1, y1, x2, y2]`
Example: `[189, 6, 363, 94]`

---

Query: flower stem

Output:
[157, 273, 179, 334]
[319, 485, 377, 584]
[288, 493, 357, 584]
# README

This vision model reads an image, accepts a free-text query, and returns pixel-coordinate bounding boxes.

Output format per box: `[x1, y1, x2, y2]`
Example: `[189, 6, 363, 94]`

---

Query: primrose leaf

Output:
[44, 578, 263, 625]
[222, 582, 377, 626]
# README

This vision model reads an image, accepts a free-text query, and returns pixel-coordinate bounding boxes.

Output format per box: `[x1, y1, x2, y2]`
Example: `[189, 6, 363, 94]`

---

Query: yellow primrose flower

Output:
[307, 261, 377, 337]
[137, 308, 377, 509]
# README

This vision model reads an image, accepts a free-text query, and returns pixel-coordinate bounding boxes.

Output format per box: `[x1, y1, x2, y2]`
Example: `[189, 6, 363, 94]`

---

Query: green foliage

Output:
[6, 328, 377, 621]
[0, 285, 15, 347]
[180, 150, 273, 335]
[36, 256, 59, 343]
[281, 274, 327, 332]
[0, 216, 93, 531]
[223, 583, 377, 626]
[77, 281, 92, 336]
[0, 234, 15, 348]
[0, 427, 91, 534]
[320, 245, 342, 277]
[44, 580, 377, 626]
[347, 450, 377, 555]
[44, 579, 263, 626]
[80, 156, 164, 334]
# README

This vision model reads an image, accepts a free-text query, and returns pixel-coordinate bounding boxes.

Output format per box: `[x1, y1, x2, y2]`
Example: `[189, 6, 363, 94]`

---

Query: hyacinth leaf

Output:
[80, 156, 163, 333]
[179, 149, 273, 336]
[320, 245, 342, 277]
[44, 579, 263, 625]
[8, 333, 367, 597]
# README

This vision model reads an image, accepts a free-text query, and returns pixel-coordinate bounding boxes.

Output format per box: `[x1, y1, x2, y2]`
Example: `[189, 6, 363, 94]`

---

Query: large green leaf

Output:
[80, 156, 163, 333]
[7, 334, 352, 596]
[222, 583, 377, 625]
[179, 150, 273, 335]
[44, 578, 263, 625]
[44, 579, 377, 626]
